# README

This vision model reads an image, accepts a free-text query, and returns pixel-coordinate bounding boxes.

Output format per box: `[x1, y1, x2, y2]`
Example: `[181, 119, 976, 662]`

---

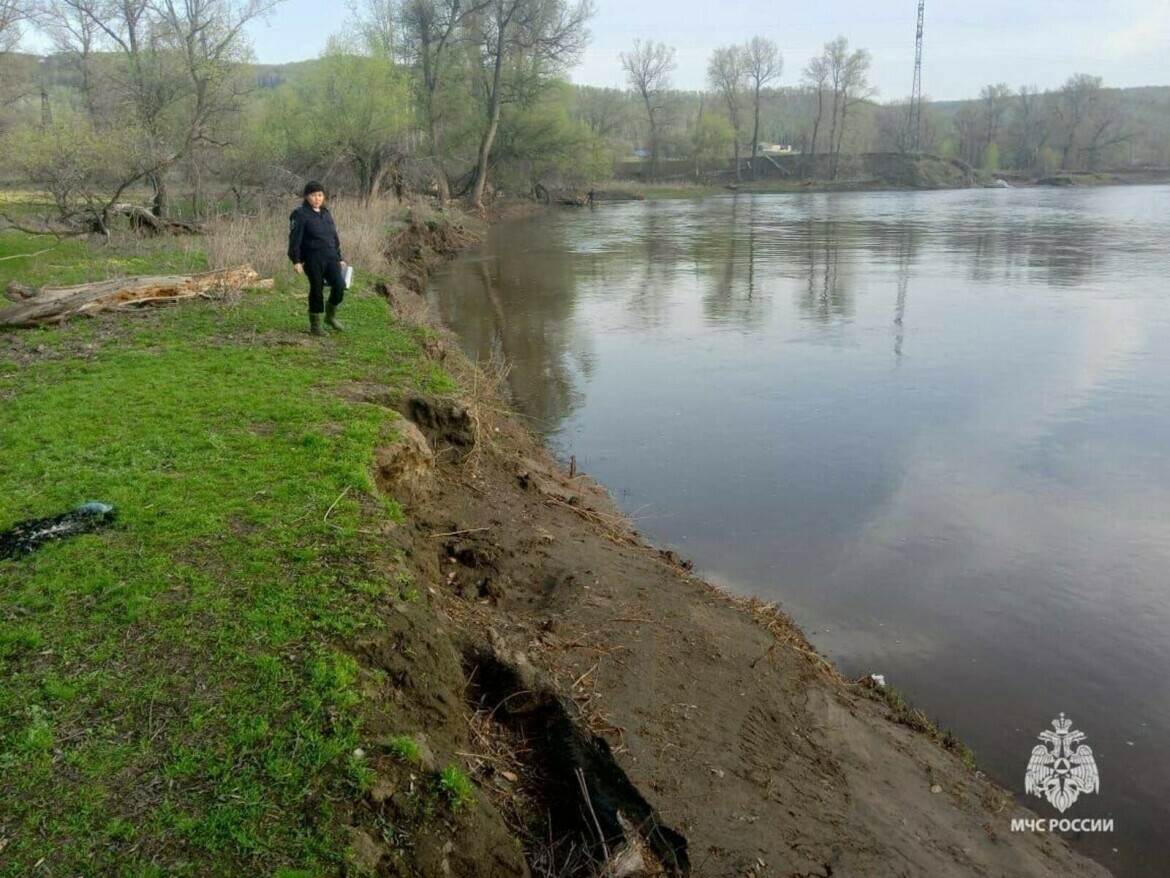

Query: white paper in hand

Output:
[343, 265, 354, 289]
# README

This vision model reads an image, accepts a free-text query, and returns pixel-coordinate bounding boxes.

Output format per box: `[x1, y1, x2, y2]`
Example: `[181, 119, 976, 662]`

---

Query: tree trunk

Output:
[471, 22, 507, 211]
[425, 77, 452, 202]
[750, 84, 762, 180]
[1, 266, 265, 327]
[150, 173, 169, 219]
[806, 90, 824, 180]
[828, 86, 841, 180]
[833, 101, 849, 180]
[429, 109, 451, 202]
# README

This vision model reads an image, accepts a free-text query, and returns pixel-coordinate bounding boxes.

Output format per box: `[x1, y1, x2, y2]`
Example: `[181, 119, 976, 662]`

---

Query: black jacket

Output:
[288, 203, 343, 265]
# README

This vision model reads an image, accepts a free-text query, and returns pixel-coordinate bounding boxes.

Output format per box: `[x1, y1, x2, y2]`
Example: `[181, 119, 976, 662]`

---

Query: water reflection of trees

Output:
[429, 222, 594, 435]
[943, 218, 1110, 287]
[432, 193, 1123, 437]
[797, 219, 855, 324]
[697, 196, 771, 329]
[627, 208, 681, 330]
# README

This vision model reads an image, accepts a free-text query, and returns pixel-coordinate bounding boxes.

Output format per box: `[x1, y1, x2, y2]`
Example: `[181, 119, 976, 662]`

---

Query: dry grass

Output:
[205, 196, 408, 279]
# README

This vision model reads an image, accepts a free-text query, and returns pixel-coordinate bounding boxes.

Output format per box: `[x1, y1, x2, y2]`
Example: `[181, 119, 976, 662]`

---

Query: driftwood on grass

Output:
[0, 265, 271, 328]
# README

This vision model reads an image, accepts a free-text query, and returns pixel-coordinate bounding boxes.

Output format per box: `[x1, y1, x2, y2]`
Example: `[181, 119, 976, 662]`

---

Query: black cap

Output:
[303, 180, 325, 198]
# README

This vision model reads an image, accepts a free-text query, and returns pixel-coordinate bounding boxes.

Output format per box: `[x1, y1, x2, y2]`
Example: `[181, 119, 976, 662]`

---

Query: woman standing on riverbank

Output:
[287, 181, 348, 336]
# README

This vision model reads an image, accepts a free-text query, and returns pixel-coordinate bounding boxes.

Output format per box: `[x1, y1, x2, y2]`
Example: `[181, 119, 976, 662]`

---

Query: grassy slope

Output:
[0, 230, 455, 876]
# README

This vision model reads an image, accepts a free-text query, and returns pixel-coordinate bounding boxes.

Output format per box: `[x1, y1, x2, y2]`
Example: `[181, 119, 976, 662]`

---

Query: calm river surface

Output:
[429, 186, 1170, 876]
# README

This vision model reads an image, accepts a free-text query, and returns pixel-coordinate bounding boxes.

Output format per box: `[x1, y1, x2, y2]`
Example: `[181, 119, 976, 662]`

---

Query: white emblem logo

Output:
[1024, 713, 1100, 813]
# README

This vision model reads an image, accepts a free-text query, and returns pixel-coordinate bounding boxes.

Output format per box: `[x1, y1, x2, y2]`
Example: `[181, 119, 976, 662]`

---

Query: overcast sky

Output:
[249, 0, 1169, 101]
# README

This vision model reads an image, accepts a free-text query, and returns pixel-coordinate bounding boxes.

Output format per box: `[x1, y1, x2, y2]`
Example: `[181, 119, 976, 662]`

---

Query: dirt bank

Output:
[341, 215, 1111, 877]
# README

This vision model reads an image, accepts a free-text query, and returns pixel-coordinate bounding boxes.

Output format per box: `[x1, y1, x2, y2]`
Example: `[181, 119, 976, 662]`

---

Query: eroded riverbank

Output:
[362, 264, 1112, 875]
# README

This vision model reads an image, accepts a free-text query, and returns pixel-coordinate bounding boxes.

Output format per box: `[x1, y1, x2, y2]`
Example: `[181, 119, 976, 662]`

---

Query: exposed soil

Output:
[384, 209, 483, 295]
[340, 264, 1113, 877]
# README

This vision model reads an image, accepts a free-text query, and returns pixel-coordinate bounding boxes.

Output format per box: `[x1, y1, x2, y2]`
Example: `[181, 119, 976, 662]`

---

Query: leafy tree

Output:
[2, 110, 149, 229]
[690, 110, 734, 171]
[390, 0, 492, 201]
[981, 141, 999, 173]
[493, 81, 609, 188]
[284, 41, 413, 200]
[467, 0, 593, 209]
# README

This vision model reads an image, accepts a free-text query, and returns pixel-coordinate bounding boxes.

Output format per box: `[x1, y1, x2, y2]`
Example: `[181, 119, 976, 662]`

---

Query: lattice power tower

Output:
[908, 0, 925, 152]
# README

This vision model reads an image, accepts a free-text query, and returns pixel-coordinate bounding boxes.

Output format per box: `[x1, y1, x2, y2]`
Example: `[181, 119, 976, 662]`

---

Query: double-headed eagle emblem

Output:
[1024, 713, 1100, 812]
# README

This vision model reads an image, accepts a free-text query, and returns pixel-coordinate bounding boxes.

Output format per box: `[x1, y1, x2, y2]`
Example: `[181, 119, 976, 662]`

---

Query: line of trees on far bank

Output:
[0, 0, 1167, 230]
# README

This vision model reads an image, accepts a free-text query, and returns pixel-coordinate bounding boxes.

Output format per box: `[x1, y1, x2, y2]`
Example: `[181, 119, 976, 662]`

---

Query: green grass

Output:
[437, 765, 475, 812]
[387, 735, 422, 764]
[0, 227, 209, 287]
[0, 231, 456, 876]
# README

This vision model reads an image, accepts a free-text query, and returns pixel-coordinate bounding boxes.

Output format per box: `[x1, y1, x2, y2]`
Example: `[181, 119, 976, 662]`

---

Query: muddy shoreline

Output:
[354, 212, 1113, 876]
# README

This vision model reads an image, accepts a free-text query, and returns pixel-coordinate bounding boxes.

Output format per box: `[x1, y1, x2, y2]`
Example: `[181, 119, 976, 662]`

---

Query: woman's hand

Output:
[340, 261, 348, 269]
[293, 263, 304, 275]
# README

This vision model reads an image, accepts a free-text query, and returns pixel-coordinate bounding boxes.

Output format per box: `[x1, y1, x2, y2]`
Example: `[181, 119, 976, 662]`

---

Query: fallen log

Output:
[112, 204, 206, 236]
[0, 265, 269, 328]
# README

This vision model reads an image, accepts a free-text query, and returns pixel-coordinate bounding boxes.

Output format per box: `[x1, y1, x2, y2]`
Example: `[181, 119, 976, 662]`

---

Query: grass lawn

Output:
[0, 229, 454, 876]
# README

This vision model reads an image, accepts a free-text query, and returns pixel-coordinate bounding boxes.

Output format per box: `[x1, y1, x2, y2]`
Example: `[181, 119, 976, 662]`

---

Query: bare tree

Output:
[707, 44, 744, 179]
[352, 0, 396, 57]
[952, 102, 980, 165]
[1082, 91, 1128, 170]
[0, 0, 33, 110]
[468, 0, 592, 209]
[153, 0, 282, 215]
[978, 82, 1011, 163]
[36, 0, 100, 114]
[41, 0, 280, 217]
[820, 36, 872, 178]
[0, 0, 30, 52]
[743, 35, 781, 177]
[1010, 84, 1046, 170]
[801, 56, 829, 178]
[575, 85, 626, 140]
[1057, 73, 1103, 169]
[823, 37, 847, 176]
[620, 38, 674, 178]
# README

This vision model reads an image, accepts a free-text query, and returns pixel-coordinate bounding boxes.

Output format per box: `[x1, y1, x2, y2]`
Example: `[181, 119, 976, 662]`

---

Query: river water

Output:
[429, 186, 1170, 876]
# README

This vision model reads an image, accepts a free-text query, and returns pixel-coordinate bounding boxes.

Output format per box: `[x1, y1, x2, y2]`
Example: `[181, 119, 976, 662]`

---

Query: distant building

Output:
[633, 147, 653, 160]
[757, 143, 800, 155]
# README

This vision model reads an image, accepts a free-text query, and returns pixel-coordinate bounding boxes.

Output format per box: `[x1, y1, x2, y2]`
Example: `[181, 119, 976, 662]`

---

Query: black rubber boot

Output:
[309, 313, 324, 336]
[325, 303, 344, 332]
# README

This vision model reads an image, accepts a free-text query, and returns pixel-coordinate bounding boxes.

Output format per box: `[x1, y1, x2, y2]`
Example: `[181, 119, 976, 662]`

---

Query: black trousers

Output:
[304, 252, 345, 314]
